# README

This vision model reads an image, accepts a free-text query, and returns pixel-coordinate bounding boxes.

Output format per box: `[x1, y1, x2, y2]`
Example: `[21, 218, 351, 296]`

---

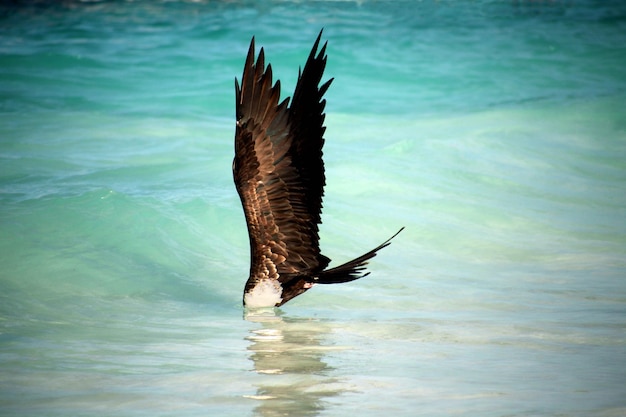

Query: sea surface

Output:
[1, 1, 625, 416]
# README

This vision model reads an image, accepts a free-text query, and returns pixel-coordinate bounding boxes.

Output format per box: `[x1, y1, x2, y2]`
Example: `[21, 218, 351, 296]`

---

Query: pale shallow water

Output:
[1, 1, 625, 416]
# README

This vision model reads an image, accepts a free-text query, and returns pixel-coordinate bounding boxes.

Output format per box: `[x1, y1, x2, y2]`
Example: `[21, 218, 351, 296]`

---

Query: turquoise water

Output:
[1, 1, 625, 416]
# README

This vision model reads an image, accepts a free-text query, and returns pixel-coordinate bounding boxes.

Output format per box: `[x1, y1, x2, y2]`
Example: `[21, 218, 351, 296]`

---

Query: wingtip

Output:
[317, 28, 328, 44]
[315, 28, 324, 45]
[246, 35, 255, 64]
[390, 226, 405, 241]
[309, 29, 328, 61]
[380, 226, 405, 248]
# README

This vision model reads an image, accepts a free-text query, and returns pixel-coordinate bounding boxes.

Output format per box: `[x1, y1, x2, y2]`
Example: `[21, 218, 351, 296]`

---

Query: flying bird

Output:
[234, 31, 403, 308]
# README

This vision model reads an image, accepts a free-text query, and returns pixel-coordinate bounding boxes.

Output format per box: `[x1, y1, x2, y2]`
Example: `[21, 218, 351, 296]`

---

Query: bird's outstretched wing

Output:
[233, 32, 333, 290]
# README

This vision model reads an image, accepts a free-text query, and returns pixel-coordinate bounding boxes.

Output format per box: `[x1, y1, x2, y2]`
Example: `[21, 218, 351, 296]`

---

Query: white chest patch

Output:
[244, 280, 283, 308]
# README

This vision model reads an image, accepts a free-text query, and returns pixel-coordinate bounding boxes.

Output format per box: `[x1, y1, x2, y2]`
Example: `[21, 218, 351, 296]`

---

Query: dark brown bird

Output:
[233, 31, 403, 307]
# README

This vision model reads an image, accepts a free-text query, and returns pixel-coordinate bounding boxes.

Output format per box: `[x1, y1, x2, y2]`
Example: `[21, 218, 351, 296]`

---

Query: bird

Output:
[233, 30, 403, 308]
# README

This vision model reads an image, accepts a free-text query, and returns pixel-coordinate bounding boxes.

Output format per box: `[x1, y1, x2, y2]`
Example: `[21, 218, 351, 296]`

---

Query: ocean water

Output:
[1, 0, 625, 416]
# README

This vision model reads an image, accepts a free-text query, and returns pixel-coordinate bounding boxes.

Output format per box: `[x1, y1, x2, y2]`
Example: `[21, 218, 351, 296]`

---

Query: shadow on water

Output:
[243, 308, 347, 417]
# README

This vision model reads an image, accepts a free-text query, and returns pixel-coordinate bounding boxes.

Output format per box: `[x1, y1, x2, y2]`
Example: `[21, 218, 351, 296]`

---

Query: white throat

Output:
[244, 280, 283, 308]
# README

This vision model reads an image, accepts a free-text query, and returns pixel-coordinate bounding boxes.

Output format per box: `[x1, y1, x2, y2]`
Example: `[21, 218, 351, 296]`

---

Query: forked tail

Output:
[312, 227, 404, 284]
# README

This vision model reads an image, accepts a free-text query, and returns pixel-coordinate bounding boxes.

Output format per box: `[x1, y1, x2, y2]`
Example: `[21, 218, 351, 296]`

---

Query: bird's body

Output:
[233, 31, 402, 307]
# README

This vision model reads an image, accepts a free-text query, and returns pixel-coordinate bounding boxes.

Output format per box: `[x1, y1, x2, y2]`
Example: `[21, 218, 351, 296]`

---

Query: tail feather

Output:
[312, 227, 404, 284]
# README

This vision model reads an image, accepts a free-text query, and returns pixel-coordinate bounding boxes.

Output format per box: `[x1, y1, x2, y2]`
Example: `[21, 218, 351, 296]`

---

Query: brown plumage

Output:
[233, 31, 403, 307]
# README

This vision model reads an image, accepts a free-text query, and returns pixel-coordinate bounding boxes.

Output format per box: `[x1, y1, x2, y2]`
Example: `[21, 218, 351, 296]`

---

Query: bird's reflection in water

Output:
[244, 308, 347, 417]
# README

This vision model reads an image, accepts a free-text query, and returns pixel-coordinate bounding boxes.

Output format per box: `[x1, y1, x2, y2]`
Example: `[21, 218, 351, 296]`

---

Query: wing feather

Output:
[234, 32, 332, 288]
